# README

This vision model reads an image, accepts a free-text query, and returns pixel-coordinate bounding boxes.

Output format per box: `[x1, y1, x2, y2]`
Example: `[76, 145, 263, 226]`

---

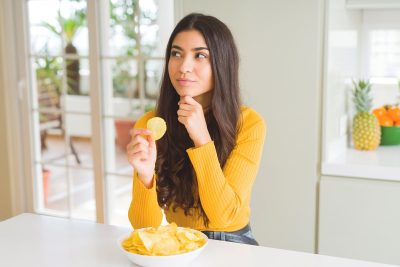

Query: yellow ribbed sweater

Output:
[128, 106, 266, 232]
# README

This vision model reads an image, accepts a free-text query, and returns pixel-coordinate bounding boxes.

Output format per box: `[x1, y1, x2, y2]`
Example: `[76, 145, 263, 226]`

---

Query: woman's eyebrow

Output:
[193, 47, 209, 51]
[171, 45, 209, 51]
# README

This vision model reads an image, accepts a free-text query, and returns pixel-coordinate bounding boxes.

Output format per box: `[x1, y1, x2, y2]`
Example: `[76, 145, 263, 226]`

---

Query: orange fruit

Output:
[388, 107, 400, 123]
[395, 120, 400, 126]
[372, 107, 387, 119]
[378, 115, 394, 126]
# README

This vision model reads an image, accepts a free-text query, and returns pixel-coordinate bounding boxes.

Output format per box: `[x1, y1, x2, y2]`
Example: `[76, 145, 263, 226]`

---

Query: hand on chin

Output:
[177, 95, 211, 147]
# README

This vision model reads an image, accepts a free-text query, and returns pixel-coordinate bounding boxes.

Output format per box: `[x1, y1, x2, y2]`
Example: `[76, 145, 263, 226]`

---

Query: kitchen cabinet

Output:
[318, 176, 400, 266]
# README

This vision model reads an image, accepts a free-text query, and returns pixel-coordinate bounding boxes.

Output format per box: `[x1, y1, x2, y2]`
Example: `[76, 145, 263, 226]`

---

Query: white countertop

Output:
[0, 213, 398, 267]
[322, 146, 400, 181]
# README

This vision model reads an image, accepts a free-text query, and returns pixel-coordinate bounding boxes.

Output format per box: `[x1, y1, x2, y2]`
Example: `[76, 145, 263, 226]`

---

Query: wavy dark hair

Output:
[155, 13, 241, 227]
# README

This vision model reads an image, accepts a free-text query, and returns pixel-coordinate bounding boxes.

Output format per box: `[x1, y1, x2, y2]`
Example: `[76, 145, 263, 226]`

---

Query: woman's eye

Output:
[171, 51, 181, 57]
[196, 53, 207, 59]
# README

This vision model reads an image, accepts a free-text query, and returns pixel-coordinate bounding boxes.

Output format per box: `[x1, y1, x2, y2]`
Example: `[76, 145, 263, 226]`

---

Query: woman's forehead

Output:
[172, 30, 208, 50]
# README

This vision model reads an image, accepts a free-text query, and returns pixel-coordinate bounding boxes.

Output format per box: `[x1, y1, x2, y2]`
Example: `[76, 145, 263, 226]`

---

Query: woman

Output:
[127, 13, 266, 246]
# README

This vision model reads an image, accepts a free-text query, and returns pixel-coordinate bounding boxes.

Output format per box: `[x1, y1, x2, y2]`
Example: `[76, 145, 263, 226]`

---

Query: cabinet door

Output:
[319, 176, 400, 266]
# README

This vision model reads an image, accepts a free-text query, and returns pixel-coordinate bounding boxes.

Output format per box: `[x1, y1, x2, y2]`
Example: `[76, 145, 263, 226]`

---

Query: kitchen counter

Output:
[322, 146, 400, 181]
[0, 213, 398, 267]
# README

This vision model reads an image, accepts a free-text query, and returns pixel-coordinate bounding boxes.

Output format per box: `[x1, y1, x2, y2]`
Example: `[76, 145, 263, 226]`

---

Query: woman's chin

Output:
[175, 89, 194, 98]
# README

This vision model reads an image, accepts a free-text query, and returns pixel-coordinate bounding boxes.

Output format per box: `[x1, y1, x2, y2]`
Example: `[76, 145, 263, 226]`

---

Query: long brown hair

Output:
[155, 13, 241, 227]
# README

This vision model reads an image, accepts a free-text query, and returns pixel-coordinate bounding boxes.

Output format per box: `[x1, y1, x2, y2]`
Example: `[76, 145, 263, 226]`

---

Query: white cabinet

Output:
[318, 176, 400, 266]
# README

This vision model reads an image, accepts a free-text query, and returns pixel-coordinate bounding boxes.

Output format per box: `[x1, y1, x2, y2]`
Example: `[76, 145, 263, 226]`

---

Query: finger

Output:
[132, 151, 148, 160]
[131, 135, 150, 146]
[127, 152, 144, 163]
[130, 128, 152, 137]
[180, 95, 200, 106]
[178, 103, 192, 111]
[126, 136, 149, 152]
[128, 142, 149, 155]
[177, 109, 191, 117]
[147, 135, 156, 150]
[177, 116, 186, 125]
[128, 151, 148, 161]
[129, 129, 152, 145]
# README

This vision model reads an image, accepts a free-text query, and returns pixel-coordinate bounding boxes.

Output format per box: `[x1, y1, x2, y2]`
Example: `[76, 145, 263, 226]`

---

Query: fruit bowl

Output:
[380, 126, 400, 145]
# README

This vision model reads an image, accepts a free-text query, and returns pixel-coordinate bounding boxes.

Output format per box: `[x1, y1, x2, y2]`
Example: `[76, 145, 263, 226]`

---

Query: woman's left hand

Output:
[177, 95, 212, 147]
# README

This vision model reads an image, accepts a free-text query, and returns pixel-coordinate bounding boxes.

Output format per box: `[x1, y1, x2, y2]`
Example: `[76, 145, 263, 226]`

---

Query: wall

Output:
[0, 0, 13, 220]
[323, 0, 362, 161]
[0, 0, 28, 221]
[0, 82, 13, 221]
[180, 0, 323, 252]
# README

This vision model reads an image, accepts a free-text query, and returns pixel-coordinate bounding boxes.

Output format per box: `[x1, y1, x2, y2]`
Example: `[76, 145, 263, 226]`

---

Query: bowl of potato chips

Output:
[118, 223, 208, 267]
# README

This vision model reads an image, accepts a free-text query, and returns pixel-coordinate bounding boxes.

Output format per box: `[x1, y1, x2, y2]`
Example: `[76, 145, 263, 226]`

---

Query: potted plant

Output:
[110, 0, 157, 149]
[42, 167, 51, 204]
[41, 7, 85, 95]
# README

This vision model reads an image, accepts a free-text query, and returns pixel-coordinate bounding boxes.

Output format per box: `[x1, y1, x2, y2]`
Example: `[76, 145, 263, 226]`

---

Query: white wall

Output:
[180, 0, 324, 252]
[323, 0, 362, 161]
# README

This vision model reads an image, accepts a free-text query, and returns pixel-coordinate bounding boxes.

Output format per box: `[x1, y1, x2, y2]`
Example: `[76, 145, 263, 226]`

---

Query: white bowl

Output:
[117, 228, 208, 267]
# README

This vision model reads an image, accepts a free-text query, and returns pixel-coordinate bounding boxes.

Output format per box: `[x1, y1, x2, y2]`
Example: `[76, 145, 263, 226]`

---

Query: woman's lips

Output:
[177, 79, 195, 86]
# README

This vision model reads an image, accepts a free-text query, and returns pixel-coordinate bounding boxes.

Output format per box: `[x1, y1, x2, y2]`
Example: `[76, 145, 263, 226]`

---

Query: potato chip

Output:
[181, 230, 198, 241]
[121, 223, 206, 256]
[146, 117, 167, 140]
[139, 231, 166, 252]
[152, 236, 180, 256]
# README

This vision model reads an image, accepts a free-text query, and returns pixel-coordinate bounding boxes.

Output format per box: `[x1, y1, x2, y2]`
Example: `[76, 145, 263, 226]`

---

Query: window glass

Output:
[26, 0, 174, 226]
[369, 30, 400, 78]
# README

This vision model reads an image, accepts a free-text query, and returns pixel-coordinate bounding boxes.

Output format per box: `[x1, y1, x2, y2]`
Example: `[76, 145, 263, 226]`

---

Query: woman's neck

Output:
[194, 90, 213, 112]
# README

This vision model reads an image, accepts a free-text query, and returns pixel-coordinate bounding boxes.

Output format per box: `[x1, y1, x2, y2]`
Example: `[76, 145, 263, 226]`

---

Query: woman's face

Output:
[168, 30, 213, 101]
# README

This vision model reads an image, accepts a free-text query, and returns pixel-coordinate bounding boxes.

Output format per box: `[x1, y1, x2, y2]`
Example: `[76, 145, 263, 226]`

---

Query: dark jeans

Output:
[202, 224, 259, 246]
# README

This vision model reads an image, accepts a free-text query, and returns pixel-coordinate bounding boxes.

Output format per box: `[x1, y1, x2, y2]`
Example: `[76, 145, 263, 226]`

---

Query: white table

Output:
[0, 213, 397, 267]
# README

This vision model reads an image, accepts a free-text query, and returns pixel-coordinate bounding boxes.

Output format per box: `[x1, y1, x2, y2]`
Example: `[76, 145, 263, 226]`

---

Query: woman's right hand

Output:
[126, 128, 157, 188]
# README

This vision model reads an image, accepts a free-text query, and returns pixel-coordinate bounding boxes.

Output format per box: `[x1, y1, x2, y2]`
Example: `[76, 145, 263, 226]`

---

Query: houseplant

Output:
[110, 0, 158, 149]
[41, 6, 85, 95]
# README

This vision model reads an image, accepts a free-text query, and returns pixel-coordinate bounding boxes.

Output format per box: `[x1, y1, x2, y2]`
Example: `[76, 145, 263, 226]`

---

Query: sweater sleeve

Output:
[128, 172, 163, 229]
[127, 111, 163, 229]
[186, 114, 266, 227]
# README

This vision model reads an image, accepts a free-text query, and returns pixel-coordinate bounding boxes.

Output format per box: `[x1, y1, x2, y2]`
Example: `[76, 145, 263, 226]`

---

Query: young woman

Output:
[127, 13, 266, 246]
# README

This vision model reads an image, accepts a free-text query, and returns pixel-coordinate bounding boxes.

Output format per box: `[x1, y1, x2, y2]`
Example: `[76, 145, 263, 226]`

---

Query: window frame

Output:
[5, 0, 179, 224]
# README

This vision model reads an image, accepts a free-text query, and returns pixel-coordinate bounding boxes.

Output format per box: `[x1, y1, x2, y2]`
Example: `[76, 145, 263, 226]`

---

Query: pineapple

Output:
[351, 80, 381, 150]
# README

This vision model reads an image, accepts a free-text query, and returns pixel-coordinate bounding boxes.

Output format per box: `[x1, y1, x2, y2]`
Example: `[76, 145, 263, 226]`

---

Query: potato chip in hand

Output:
[146, 117, 167, 141]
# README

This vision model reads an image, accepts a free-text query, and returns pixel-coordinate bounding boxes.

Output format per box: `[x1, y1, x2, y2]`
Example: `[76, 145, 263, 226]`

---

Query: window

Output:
[361, 10, 400, 81]
[26, 0, 174, 226]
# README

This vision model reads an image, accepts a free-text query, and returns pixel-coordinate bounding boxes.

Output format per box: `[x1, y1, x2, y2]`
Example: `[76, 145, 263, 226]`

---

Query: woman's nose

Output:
[179, 57, 193, 74]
